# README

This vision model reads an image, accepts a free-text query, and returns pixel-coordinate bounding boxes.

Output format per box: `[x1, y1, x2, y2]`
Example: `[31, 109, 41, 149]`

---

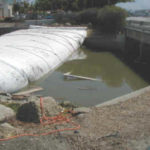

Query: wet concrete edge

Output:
[96, 86, 150, 107]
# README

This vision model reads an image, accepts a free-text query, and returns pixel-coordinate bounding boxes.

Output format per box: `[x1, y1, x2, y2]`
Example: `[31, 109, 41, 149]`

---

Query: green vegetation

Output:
[12, 0, 133, 34]
[97, 6, 127, 34]
[34, 0, 132, 34]
[35, 0, 134, 11]
[55, 6, 127, 34]
[54, 11, 78, 24]
[1, 103, 21, 113]
[13, 1, 34, 14]
[77, 8, 98, 25]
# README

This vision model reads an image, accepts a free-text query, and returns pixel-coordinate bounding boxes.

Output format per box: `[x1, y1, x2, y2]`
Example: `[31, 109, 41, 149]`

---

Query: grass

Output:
[1, 102, 21, 113]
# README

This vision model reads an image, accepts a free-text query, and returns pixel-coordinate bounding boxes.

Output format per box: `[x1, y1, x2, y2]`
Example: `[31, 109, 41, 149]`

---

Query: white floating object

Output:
[64, 72, 101, 81]
[0, 26, 87, 93]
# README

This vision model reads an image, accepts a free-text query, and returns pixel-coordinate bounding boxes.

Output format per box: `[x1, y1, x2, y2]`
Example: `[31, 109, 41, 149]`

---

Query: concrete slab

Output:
[96, 86, 150, 107]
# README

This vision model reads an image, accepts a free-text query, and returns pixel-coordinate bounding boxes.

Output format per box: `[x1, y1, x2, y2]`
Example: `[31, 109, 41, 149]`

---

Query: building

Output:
[0, 0, 13, 18]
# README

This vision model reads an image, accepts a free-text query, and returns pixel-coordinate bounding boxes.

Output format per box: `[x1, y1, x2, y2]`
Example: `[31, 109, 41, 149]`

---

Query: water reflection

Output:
[31, 48, 148, 106]
[59, 49, 148, 90]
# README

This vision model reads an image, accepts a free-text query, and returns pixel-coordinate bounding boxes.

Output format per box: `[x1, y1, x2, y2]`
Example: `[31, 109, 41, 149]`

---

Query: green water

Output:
[31, 48, 148, 106]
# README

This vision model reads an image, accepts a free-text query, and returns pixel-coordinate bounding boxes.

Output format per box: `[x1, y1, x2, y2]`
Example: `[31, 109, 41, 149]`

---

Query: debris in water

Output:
[64, 72, 101, 81]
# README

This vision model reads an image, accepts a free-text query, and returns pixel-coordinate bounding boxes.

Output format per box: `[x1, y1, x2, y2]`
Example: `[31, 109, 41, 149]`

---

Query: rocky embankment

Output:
[1, 88, 150, 150]
[0, 92, 90, 141]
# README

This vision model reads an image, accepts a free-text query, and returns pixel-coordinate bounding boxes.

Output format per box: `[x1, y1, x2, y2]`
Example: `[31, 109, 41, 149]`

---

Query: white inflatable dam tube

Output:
[0, 26, 87, 93]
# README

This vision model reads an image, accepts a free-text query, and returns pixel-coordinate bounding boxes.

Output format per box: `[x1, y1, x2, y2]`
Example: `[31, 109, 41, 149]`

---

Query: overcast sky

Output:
[117, 0, 150, 10]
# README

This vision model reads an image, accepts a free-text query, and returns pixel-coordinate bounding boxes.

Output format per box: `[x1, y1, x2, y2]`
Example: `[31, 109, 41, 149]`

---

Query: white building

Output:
[0, 0, 13, 18]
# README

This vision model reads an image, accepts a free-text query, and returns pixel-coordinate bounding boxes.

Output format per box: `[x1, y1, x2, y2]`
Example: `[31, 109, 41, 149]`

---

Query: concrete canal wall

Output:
[0, 19, 54, 35]
[124, 17, 150, 62]
[96, 85, 150, 107]
[0, 23, 28, 35]
[84, 17, 150, 57]
[84, 32, 125, 51]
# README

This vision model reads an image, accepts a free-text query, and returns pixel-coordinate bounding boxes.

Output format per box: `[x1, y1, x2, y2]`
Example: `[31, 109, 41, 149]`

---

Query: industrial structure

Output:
[0, 0, 14, 18]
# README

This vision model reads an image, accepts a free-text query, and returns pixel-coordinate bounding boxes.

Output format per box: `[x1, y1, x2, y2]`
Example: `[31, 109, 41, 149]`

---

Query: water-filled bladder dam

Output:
[0, 26, 87, 93]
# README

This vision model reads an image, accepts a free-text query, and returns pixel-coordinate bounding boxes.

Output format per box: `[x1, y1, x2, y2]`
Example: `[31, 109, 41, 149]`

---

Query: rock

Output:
[60, 101, 77, 108]
[0, 123, 16, 138]
[65, 22, 71, 26]
[74, 130, 79, 134]
[0, 104, 15, 122]
[16, 96, 63, 123]
[63, 101, 71, 106]
[51, 23, 59, 26]
[12, 95, 27, 100]
[74, 107, 91, 114]
[0, 123, 15, 129]
[76, 114, 85, 119]
[87, 22, 92, 28]
[0, 95, 12, 102]
[0, 92, 11, 97]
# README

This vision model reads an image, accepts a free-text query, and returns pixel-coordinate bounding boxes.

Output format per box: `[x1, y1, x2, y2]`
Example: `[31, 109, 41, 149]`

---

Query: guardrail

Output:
[126, 17, 150, 33]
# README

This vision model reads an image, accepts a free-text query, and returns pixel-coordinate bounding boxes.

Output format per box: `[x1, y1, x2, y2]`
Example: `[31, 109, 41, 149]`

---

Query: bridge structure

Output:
[125, 17, 150, 61]
[126, 17, 150, 45]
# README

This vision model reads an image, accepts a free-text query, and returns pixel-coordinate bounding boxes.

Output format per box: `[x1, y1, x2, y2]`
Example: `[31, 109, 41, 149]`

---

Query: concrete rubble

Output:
[74, 107, 91, 114]
[0, 104, 15, 122]
[0, 123, 17, 138]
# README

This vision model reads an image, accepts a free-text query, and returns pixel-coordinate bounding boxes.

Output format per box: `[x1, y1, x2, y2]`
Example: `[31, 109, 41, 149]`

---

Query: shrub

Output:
[97, 6, 127, 34]
[54, 12, 78, 24]
[53, 6, 127, 34]
[77, 8, 98, 25]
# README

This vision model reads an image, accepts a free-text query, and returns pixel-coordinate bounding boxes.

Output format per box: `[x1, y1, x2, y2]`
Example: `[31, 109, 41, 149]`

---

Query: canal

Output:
[27, 47, 149, 106]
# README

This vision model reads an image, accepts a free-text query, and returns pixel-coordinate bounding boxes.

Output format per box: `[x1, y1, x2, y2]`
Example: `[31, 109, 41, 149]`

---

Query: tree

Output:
[13, 1, 30, 14]
[13, 3, 20, 13]
[35, 0, 135, 11]
[35, 0, 52, 11]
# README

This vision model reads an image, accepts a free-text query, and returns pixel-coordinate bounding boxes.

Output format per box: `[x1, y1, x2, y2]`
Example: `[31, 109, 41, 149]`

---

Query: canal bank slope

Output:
[66, 86, 150, 150]
[1, 86, 150, 150]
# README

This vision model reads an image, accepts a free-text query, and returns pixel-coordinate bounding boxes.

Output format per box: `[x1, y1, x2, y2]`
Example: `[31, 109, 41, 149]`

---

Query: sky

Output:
[117, 0, 150, 10]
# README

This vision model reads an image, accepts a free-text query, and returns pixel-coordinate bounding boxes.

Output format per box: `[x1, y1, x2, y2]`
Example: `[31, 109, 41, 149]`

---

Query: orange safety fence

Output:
[0, 97, 80, 142]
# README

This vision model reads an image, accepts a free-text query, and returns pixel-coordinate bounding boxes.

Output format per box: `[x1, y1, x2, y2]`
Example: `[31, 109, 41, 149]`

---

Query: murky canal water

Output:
[28, 48, 148, 106]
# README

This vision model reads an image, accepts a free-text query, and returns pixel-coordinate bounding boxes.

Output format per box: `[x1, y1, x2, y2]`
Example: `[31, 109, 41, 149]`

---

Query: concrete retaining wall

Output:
[96, 86, 150, 107]
[84, 32, 125, 52]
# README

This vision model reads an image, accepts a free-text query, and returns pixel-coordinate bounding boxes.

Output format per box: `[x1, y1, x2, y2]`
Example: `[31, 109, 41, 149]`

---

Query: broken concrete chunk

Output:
[0, 123, 15, 129]
[74, 107, 91, 114]
[0, 123, 17, 138]
[12, 95, 28, 100]
[60, 101, 77, 108]
[0, 104, 15, 122]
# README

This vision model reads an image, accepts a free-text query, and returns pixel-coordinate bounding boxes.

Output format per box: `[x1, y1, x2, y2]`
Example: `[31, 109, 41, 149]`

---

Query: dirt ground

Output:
[1, 90, 150, 150]
[66, 90, 150, 150]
